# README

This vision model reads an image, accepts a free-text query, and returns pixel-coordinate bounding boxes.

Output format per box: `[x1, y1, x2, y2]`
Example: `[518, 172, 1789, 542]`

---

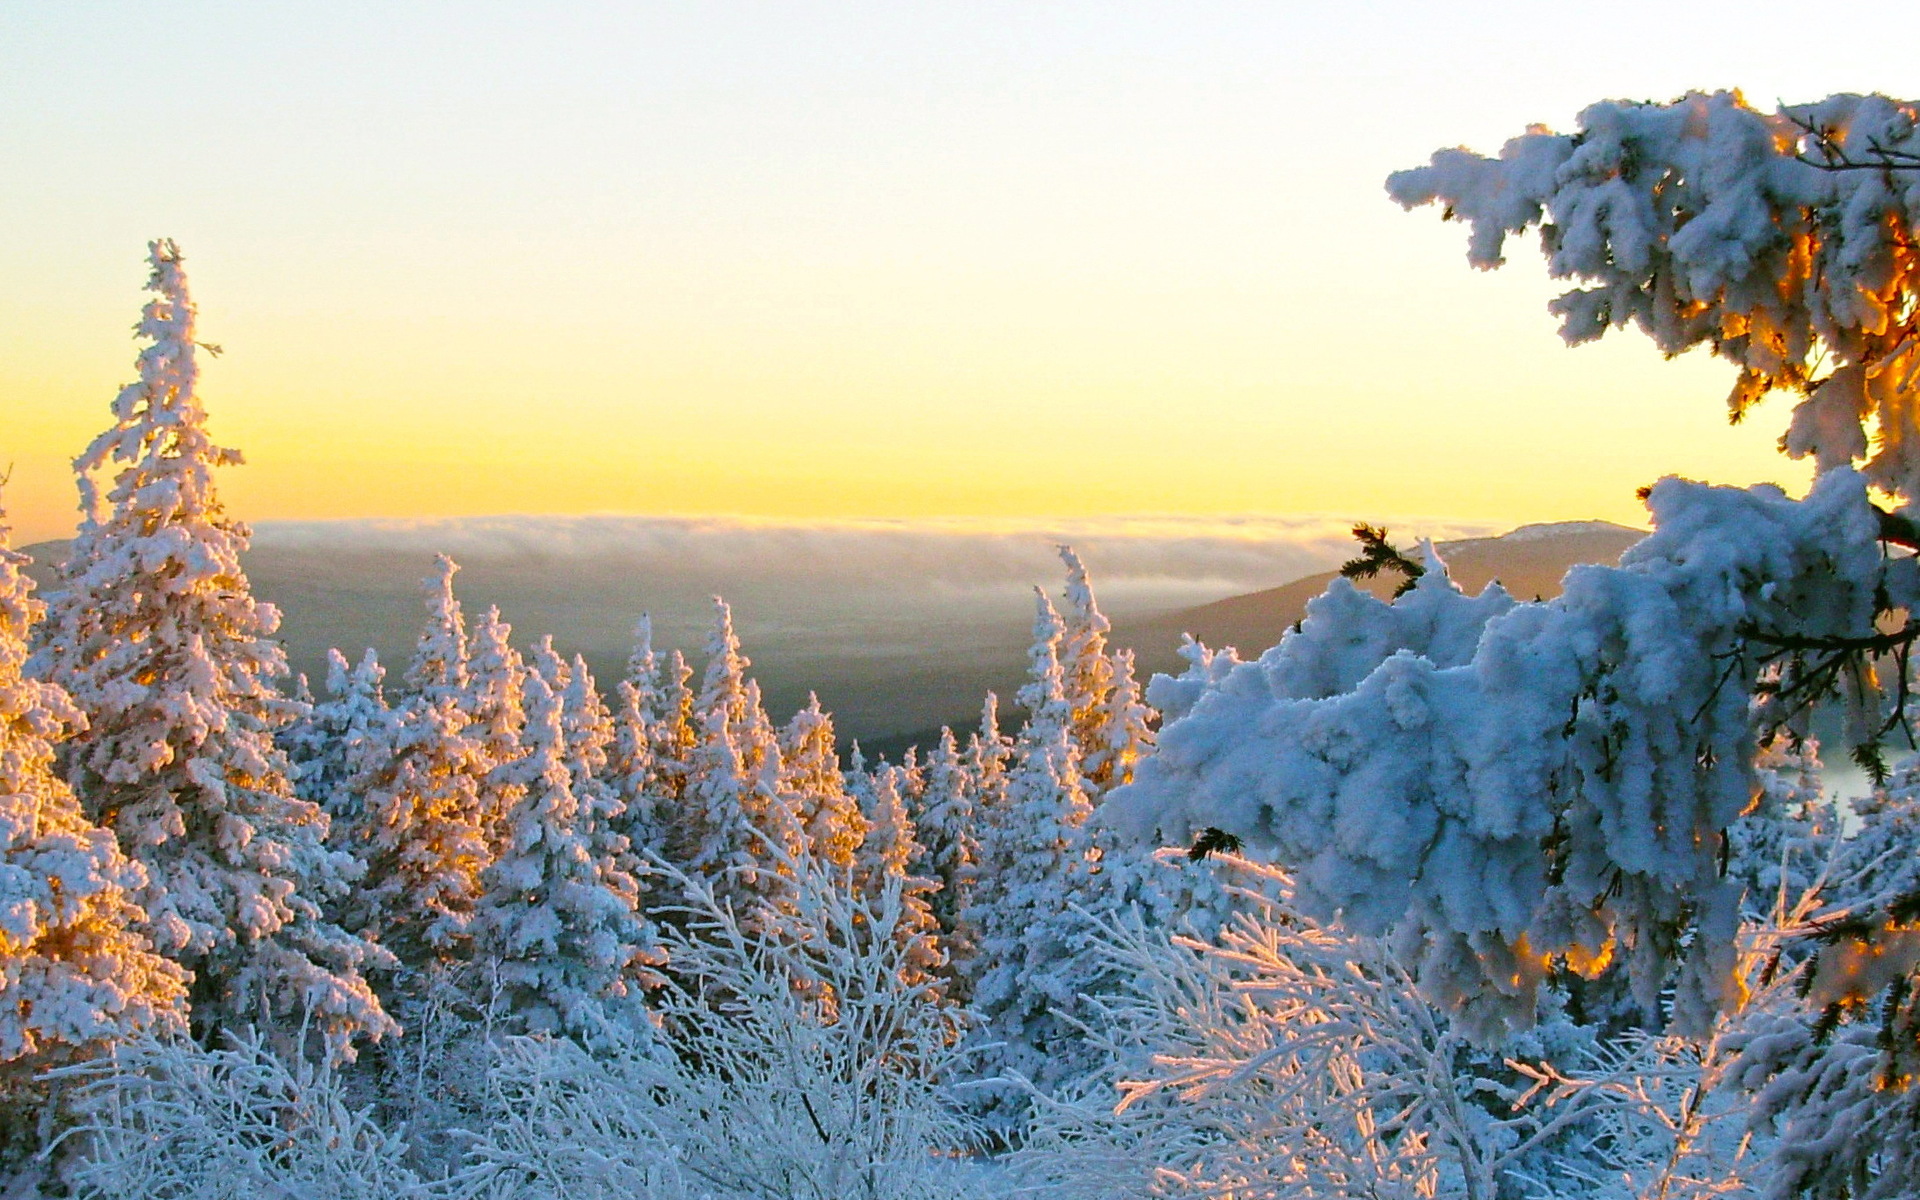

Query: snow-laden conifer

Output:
[0, 507, 186, 1067]
[912, 727, 977, 978]
[349, 561, 492, 974]
[475, 670, 659, 1041]
[463, 605, 528, 852]
[406, 556, 469, 705]
[781, 693, 865, 869]
[292, 650, 397, 855]
[681, 603, 805, 920]
[964, 590, 1094, 1109]
[855, 765, 942, 987]
[697, 597, 751, 726]
[966, 692, 1012, 816]
[1089, 648, 1153, 792]
[1389, 92, 1920, 500]
[33, 241, 392, 1051]
[558, 654, 616, 822]
[607, 617, 666, 866]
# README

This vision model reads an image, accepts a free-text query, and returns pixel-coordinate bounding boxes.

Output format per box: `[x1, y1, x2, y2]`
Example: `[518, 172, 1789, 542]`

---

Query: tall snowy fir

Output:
[779, 693, 865, 870]
[347, 557, 491, 978]
[0, 503, 185, 1070]
[475, 669, 659, 1043]
[463, 605, 528, 855]
[606, 617, 666, 870]
[680, 601, 805, 921]
[283, 649, 394, 840]
[31, 242, 392, 1052]
[964, 591, 1094, 1113]
[855, 764, 943, 988]
[911, 726, 977, 983]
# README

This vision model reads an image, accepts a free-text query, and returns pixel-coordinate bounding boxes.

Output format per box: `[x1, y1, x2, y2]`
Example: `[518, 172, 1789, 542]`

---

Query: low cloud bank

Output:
[253, 512, 1510, 600]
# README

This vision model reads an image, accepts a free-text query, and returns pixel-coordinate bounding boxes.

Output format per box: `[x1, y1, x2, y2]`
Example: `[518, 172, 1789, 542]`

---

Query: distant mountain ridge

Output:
[1113, 520, 1646, 676]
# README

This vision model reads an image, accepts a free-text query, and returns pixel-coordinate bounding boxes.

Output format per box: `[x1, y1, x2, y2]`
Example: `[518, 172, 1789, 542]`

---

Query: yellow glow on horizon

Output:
[1, 3, 1874, 548]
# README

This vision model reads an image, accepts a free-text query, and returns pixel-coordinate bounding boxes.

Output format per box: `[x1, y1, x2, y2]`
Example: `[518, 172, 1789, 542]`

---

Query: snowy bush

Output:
[463, 855, 982, 1200]
[50, 1029, 446, 1200]
[1014, 854, 1815, 1200]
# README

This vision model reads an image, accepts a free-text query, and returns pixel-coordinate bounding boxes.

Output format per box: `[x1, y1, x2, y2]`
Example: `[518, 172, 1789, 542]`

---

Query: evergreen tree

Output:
[1054, 546, 1153, 795]
[33, 241, 392, 1051]
[607, 616, 666, 867]
[464, 605, 528, 853]
[912, 727, 977, 983]
[855, 765, 942, 987]
[348, 558, 491, 976]
[292, 649, 396, 849]
[527, 635, 570, 693]
[779, 694, 865, 870]
[475, 670, 660, 1042]
[558, 653, 617, 828]
[0, 506, 186, 1067]
[966, 692, 1013, 819]
[681, 604, 805, 921]
[964, 591, 1094, 1111]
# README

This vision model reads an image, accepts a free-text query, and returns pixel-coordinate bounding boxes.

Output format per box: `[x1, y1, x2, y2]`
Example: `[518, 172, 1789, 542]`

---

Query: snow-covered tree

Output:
[348, 559, 491, 976]
[0, 507, 185, 1070]
[681, 602, 806, 921]
[912, 728, 978, 968]
[475, 669, 659, 1042]
[781, 693, 865, 870]
[607, 617, 666, 866]
[855, 765, 942, 987]
[285, 650, 395, 846]
[966, 692, 1012, 817]
[964, 591, 1096, 1111]
[34, 241, 392, 1052]
[1099, 99, 1920, 1054]
[1053, 546, 1144, 797]
[557, 653, 617, 826]
[1388, 92, 1920, 503]
[463, 605, 528, 852]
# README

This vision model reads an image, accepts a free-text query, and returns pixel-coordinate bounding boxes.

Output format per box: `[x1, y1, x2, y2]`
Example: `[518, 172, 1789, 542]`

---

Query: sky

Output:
[4, 3, 1914, 546]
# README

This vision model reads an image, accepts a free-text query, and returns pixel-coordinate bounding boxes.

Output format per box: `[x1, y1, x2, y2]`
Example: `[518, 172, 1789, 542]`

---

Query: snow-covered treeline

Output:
[11, 88, 1920, 1196]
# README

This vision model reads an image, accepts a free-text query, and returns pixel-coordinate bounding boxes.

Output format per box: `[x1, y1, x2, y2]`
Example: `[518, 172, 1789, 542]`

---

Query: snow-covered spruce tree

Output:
[854, 765, 943, 988]
[346, 556, 491, 977]
[1054, 547, 1153, 795]
[557, 653, 618, 834]
[964, 590, 1096, 1116]
[780, 693, 866, 870]
[34, 241, 392, 1053]
[0, 504, 186, 1080]
[681, 601, 807, 923]
[912, 727, 978, 981]
[966, 691, 1012, 818]
[463, 604, 528, 855]
[474, 668, 659, 1043]
[607, 617, 668, 868]
[284, 650, 395, 848]
[1110, 94, 1920, 1039]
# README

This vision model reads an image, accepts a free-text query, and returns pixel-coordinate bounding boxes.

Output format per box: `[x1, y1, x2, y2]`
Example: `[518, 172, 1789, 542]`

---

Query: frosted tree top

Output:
[1389, 92, 1920, 504]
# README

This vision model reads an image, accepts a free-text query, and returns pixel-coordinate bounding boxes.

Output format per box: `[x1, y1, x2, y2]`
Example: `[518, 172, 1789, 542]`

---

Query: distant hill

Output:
[1113, 521, 1645, 676]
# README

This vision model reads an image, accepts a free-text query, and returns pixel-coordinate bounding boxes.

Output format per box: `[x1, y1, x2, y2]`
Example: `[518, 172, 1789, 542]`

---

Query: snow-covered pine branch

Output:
[1388, 92, 1920, 505]
[1110, 471, 1914, 1041]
